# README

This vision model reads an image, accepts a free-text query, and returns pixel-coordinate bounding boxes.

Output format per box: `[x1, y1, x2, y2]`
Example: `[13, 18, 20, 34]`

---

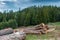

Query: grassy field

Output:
[25, 22, 60, 40]
[26, 33, 56, 40]
[48, 22, 60, 26]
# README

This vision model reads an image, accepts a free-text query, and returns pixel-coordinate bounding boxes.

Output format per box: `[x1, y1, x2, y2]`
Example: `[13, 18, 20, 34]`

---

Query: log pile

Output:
[0, 28, 13, 36]
[23, 23, 49, 34]
[0, 32, 26, 40]
[0, 23, 49, 40]
[0, 28, 26, 40]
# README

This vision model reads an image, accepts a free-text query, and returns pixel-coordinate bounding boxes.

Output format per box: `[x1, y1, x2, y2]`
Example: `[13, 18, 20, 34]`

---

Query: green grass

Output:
[48, 22, 60, 26]
[26, 32, 55, 40]
[48, 22, 60, 30]
[26, 34, 40, 40]
[26, 35, 55, 40]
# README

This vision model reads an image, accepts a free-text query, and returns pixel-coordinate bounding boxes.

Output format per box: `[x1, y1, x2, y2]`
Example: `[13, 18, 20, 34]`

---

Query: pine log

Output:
[0, 32, 26, 40]
[0, 28, 13, 36]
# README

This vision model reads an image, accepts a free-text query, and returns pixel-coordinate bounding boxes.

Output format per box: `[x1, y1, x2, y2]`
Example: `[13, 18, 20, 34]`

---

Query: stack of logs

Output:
[0, 23, 49, 40]
[23, 23, 49, 34]
[0, 28, 26, 40]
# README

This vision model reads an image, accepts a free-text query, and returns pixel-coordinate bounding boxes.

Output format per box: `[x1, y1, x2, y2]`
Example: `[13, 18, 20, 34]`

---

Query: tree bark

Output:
[0, 32, 26, 40]
[0, 28, 13, 36]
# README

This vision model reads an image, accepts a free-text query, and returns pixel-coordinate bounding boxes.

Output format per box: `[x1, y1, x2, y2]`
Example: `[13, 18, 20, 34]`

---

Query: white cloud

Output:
[0, 9, 2, 12]
[0, 0, 17, 2]
[0, 0, 60, 12]
[0, 1, 6, 8]
[0, 9, 6, 12]
[20, 0, 30, 2]
[41, 1, 60, 6]
[0, 1, 6, 5]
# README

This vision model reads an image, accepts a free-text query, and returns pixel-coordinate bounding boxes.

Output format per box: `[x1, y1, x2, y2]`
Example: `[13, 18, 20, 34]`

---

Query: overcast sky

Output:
[0, 0, 60, 12]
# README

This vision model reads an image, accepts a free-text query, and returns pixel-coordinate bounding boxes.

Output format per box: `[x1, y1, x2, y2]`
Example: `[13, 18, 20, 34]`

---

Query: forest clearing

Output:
[0, 6, 60, 40]
[0, 22, 60, 40]
[0, 0, 60, 40]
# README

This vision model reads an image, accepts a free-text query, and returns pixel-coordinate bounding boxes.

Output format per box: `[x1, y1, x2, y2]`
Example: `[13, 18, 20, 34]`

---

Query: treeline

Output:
[0, 6, 60, 29]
